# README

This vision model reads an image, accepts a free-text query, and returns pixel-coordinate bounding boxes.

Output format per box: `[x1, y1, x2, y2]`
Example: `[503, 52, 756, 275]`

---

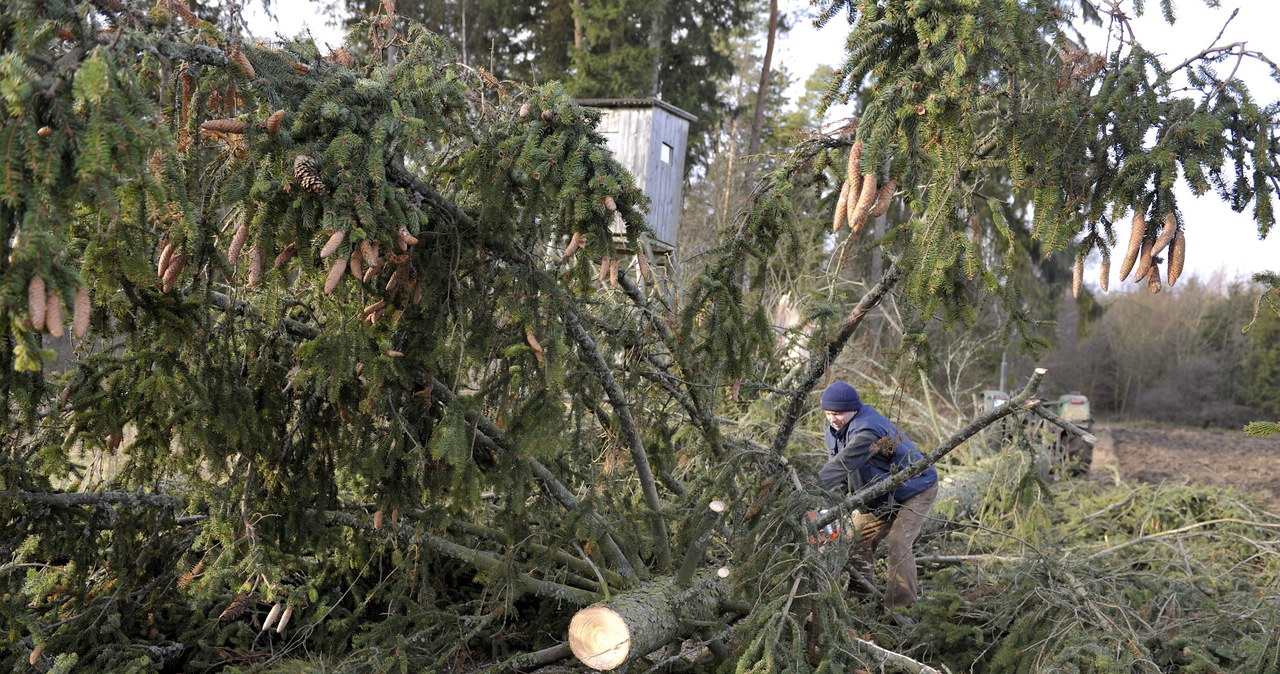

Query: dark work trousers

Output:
[848, 483, 939, 611]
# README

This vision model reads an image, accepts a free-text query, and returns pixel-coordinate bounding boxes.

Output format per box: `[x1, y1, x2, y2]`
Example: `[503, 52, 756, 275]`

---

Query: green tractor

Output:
[979, 389, 1094, 476]
[1043, 392, 1094, 476]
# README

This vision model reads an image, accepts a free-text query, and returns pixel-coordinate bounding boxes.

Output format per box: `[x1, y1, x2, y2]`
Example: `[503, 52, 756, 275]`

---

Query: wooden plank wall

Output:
[596, 105, 689, 252]
[645, 108, 688, 250]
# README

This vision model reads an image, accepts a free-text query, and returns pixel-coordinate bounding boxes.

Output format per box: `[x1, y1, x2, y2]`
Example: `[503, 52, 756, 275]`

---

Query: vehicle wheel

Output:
[1062, 435, 1093, 476]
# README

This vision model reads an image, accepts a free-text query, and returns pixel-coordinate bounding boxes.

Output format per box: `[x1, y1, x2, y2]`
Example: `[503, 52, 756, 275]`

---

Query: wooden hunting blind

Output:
[578, 98, 696, 254]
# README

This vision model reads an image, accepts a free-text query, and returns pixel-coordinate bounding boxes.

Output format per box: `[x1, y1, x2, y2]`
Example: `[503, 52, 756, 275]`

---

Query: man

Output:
[817, 380, 938, 622]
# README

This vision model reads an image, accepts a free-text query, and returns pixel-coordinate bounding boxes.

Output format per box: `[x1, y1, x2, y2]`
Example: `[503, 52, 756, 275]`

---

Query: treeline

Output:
[1043, 276, 1279, 428]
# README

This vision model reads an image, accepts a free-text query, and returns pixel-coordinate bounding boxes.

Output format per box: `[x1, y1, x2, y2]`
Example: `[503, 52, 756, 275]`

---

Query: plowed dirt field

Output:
[1095, 424, 1280, 509]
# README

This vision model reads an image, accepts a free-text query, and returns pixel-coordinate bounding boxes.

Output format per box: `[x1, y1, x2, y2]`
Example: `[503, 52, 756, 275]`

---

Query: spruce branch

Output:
[7, 489, 600, 605]
[478, 643, 572, 674]
[446, 520, 627, 588]
[1029, 402, 1098, 444]
[768, 261, 904, 459]
[675, 500, 726, 586]
[213, 286, 642, 581]
[558, 289, 674, 570]
[620, 271, 726, 458]
[328, 512, 597, 604]
[1088, 518, 1280, 560]
[427, 375, 642, 582]
[840, 629, 943, 674]
[7, 490, 184, 508]
[386, 161, 672, 572]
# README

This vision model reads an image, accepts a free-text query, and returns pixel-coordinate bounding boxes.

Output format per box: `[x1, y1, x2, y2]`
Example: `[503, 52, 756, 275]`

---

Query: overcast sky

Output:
[250, 1, 1280, 285]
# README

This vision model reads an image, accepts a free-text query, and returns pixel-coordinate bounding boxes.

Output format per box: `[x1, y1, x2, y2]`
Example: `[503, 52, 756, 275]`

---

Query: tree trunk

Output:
[745, 0, 779, 158]
[568, 570, 729, 670]
[572, 0, 584, 50]
[647, 0, 669, 96]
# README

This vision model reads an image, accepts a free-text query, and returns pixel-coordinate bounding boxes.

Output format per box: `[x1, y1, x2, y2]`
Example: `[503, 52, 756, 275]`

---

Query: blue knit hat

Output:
[820, 381, 862, 412]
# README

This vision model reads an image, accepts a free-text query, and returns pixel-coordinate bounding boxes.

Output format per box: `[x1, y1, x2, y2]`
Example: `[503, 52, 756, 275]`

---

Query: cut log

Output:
[568, 570, 728, 670]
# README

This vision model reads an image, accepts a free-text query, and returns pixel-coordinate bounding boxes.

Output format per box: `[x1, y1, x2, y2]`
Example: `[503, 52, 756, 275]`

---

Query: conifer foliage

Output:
[0, 1, 692, 670]
[812, 0, 1279, 324]
[2, 1, 1279, 672]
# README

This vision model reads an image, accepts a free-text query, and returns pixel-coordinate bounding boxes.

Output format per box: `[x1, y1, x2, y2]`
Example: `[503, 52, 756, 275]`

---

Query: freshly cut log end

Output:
[569, 606, 631, 671]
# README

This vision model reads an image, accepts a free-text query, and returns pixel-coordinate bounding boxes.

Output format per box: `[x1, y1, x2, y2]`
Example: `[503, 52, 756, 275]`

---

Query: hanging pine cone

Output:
[157, 241, 175, 278]
[162, 254, 187, 293]
[324, 257, 347, 294]
[1071, 255, 1083, 299]
[1167, 230, 1186, 287]
[228, 45, 256, 78]
[264, 109, 285, 134]
[201, 119, 247, 134]
[846, 140, 864, 207]
[320, 230, 345, 258]
[397, 227, 418, 247]
[276, 607, 294, 633]
[261, 602, 285, 632]
[45, 292, 64, 338]
[849, 174, 879, 233]
[328, 46, 355, 68]
[385, 265, 407, 293]
[294, 154, 326, 195]
[563, 231, 585, 258]
[526, 328, 545, 363]
[869, 178, 897, 218]
[28, 276, 46, 332]
[1099, 249, 1110, 292]
[1152, 213, 1177, 256]
[228, 223, 248, 267]
[168, 0, 200, 27]
[1132, 238, 1154, 283]
[1119, 210, 1145, 281]
[360, 239, 380, 269]
[273, 242, 298, 269]
[178, 558, 205, 590]
[832, 179, 850, 232]
[349, 248, 363, 280]
[247, 245, 263, 286]
[73, 287, 91, 338]
[217, 594, 252, 622]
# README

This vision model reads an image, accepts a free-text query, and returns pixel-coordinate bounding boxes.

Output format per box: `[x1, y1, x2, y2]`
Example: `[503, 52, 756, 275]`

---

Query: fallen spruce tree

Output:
[3, 0, 1280, 672]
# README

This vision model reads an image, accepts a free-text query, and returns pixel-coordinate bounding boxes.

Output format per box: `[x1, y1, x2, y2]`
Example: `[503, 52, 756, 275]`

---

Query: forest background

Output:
[4, 0, 1280, 672]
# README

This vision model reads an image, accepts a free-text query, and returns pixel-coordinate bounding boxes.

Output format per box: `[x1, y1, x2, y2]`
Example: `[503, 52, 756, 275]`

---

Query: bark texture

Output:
[569, 570, 729, 670]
